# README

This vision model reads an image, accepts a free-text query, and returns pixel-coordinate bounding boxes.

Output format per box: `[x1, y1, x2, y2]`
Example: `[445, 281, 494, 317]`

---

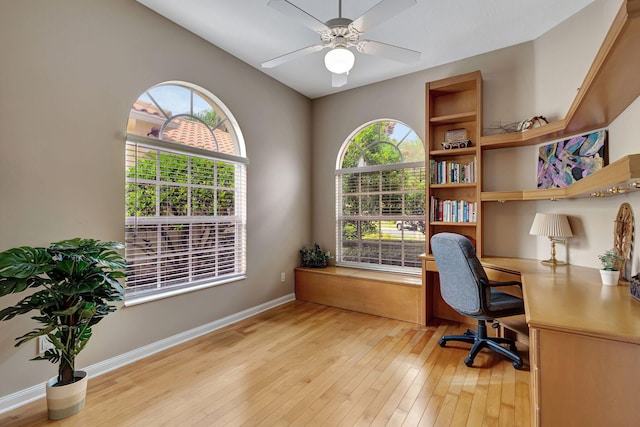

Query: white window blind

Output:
[336, 162, 426, 273]
[125, 140, 246, 300]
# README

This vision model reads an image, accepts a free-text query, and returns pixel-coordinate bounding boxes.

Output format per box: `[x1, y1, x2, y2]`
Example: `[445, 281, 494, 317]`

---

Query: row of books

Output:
[429, 157, 477, 184]
[429, 197, 477, 223]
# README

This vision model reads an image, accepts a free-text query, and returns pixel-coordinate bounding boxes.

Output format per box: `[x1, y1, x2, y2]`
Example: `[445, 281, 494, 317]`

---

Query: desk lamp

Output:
[529, 213, 573, 266]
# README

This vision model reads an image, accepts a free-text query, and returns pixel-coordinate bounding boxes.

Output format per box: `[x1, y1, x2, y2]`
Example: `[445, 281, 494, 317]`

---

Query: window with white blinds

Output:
[336, 121, 425, 273]
[125, 82, 247, 304]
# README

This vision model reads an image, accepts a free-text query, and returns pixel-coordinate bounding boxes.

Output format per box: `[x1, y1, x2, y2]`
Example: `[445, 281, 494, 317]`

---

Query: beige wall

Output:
[533, 0, 622, 119]
[312, 0, 640, 269]
[0, 0, 311, 397]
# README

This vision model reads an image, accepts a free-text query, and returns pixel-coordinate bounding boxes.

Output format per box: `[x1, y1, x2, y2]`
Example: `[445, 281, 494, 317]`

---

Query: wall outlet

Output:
[281, 272, 286, 282]
[38, 336, 55, 356]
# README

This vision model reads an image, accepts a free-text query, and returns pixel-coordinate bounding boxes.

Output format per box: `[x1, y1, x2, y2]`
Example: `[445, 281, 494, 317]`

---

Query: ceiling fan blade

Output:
[268, 0, 329, 33]
[332, 72, 348, 88]
[351, 0, 417, 33]
[262, 44, 325, 68]
[357, 40, 421, 63]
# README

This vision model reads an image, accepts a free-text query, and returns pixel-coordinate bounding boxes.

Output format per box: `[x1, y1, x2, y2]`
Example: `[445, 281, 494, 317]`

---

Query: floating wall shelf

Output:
[480, 0, 640, 151]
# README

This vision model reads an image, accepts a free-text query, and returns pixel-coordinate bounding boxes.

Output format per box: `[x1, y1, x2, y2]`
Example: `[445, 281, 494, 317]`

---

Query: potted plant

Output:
[597, 248, 624, 286]
[0, 238, 125, 419]
[300, 243, 332, 268]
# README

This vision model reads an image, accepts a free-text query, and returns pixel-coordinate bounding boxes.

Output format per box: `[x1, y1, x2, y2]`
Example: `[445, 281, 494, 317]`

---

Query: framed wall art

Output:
[536, 129, 607, 189]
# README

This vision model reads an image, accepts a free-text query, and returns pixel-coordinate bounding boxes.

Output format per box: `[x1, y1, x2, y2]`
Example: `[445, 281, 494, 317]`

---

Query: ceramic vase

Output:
[599, 270, 620, 286]
[45, 370, 88, 420]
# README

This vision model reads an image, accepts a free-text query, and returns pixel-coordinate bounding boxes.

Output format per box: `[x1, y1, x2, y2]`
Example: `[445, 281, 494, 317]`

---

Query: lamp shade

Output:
[324, 47, 355, 74]
[529, 213, 573, 238]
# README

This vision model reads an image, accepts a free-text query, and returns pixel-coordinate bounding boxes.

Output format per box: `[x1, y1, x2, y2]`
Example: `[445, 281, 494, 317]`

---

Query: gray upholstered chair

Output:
[430, 232, 524, 369]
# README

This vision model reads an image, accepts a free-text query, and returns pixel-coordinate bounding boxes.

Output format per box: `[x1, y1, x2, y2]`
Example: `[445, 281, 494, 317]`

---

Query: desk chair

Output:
[430, 232, 524, 369]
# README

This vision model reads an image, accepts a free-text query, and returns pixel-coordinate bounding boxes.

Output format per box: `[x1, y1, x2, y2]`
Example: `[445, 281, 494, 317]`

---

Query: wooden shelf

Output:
[430, 222, 477, 226]
[482, 154, 640, 201]
[430, 183, 476, 189]
[428, 72, 480, 93]
[480, 120, 565, 149]
[429, 147, 476, 157]
[430, 112, 476, 124]
[480, 0, 640, 150]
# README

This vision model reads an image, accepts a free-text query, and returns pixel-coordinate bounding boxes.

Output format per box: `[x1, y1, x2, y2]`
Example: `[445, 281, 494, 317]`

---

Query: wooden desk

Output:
[422, 255, 640, 427]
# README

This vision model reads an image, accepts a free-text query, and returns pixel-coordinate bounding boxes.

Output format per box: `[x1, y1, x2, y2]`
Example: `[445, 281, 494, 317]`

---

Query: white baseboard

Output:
[0, 293, 295, 414]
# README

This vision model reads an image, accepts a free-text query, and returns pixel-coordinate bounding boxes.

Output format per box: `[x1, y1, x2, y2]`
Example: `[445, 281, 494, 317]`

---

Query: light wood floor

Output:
[0, 301, 530, 426]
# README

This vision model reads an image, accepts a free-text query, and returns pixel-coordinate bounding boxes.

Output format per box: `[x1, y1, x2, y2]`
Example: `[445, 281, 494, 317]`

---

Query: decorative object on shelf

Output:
[300, 243, 332, 268]
[517, 115, 548, 131]
[442, 129, 471, 150]
[598, 248, 624, 286]
[0, 238, 125, 420]
[483, 120, 520, 135]
[442, 129, 470, 149]
[483, 115, 547, 135]
[630, 274, 640, 301]
[445, 128, 467, 141]
[536, 129, 607, 189]
[614, 203, 634, 283]
[529, 213, 573, 266]
[441, 140, 471, 150]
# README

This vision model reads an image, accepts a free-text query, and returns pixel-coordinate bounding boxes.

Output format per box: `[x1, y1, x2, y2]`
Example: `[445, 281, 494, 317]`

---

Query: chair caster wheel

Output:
[438, 338, 446, 347]
[512, 360, 523, 369]
[464, 357, 474, 367]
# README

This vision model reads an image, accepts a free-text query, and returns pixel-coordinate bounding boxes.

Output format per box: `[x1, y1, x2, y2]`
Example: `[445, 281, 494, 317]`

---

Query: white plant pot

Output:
[45, 370, 88, 420]
[599, 270, 620, 286]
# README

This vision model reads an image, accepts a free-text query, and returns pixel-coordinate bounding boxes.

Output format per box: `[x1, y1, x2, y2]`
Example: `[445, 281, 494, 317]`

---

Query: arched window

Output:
[336, 120, 425, 273]
[125, 82, 247, 304]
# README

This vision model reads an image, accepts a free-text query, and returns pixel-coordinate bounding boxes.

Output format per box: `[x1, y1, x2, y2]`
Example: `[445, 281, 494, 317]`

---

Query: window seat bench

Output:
[294, 266, 424, 324]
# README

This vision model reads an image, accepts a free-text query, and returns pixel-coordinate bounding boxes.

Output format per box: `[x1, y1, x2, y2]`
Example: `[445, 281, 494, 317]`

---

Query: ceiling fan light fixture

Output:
[324, 47, 355, 74]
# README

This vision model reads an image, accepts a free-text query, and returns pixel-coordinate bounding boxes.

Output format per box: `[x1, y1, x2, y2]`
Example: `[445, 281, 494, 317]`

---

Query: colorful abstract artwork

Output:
[536, 129, 606, 189]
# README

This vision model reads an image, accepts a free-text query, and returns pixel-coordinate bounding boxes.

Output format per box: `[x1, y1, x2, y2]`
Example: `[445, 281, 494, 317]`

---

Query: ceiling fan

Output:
[262, 0, 421, 88]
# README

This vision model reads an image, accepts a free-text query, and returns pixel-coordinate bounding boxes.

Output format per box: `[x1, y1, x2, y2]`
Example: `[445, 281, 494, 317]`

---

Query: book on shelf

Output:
[429, 196, 477, 223]
[429, 157, 477, 185]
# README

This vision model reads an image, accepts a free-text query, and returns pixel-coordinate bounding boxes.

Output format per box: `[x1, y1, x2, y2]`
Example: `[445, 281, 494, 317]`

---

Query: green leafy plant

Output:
[0, 238, 125, 386]
[300, 243, 332, 268]
[597, 248, 624, 271]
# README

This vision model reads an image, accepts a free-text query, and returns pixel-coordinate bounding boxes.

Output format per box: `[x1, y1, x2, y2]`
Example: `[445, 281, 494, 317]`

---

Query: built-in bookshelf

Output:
[426, 71, 483, 255]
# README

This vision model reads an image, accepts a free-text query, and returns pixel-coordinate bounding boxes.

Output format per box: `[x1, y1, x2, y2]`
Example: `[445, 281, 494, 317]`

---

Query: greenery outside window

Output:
[336, 120, 425, 273]
[125, 82, 247, 304]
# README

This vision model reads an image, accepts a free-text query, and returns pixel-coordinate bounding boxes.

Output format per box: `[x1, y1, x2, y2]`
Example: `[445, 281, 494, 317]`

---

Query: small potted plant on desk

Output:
[300, 243, 332, 268]
[597, 248, 624, 286]
[0, 238, 125, 420]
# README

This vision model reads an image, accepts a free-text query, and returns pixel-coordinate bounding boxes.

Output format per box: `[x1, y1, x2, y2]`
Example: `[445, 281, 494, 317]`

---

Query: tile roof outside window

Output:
[129, 99, 236, 155]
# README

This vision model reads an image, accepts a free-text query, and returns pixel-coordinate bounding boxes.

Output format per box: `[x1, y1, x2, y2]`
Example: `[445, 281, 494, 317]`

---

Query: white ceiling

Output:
[137, 0, 594, 99]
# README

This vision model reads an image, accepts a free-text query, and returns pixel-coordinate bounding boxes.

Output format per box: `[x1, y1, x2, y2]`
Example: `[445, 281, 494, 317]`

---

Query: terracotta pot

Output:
[45, 370, 88, 420]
